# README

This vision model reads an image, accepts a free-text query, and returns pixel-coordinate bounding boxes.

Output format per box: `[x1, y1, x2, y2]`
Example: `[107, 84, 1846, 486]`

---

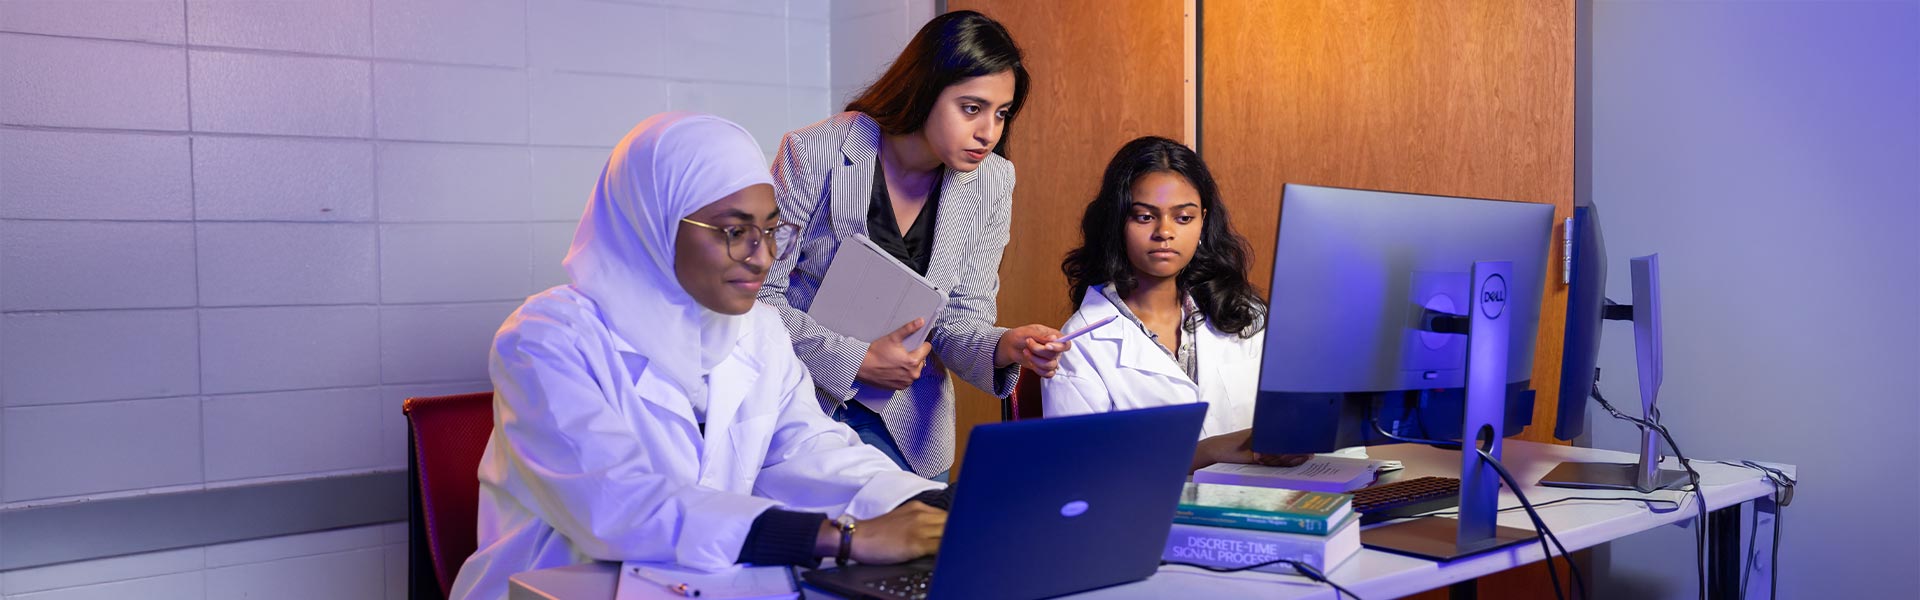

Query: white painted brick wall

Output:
[201, 388, 384, 481]
[376, 143, 532, 222]
[198, 306, 380, 395]
[195, 223, 379, 306]
[191, 136, 376, 221]
[2, 398, 202, 502]
[0, 130, 193, 220]
[1, 310, 199, 406]
[185, 0, 372, 57]
[372, 63, 529, 144]
[0, 0, 929, 594]
[188, 51, 373, 137]
[0, 35, 188, 131]
[0, 0, 186, 44]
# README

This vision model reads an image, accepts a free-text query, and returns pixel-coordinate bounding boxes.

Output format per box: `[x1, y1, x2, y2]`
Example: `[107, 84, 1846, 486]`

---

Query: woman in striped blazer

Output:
[758, 11, 1067, 481]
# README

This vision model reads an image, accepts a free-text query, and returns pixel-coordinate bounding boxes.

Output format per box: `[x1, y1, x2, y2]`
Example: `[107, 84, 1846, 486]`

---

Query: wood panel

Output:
[1205, 2, 1576, 598]
[1201, 0, 1576, 446]
[945, 0, 1189, 474]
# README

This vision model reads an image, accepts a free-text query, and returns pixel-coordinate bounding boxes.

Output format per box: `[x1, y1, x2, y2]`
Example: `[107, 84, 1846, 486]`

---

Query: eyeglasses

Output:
[680, 218, 802, 262]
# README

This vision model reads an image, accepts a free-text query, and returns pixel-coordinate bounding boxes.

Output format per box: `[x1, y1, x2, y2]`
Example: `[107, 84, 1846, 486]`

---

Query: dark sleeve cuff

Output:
[738, 508, 826, 567]
[993, 361, 1020, 399]
[906, 488, 955, 511]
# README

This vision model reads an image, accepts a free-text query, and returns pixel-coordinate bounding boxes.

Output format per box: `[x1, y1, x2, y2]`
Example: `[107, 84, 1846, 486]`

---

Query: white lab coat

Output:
[1042, 285, 1264, 439]
[1044, 286, 1369, 461]
[448, 287, 943, 600]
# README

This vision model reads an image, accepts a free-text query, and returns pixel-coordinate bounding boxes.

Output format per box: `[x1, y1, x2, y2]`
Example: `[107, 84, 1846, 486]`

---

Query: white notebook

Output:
[807, 233, 944, 351]
[1191, 454, 1388, 493]
[616, 563, 798, 600]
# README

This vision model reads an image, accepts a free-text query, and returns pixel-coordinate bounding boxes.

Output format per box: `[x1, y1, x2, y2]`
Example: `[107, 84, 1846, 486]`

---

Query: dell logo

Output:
[1060, 500, 1089, 518]
[1479, 274, 1508, 319]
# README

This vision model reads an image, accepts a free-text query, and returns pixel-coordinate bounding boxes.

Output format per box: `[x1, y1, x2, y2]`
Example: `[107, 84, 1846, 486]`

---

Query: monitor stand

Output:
[1363, 261, 1539, 561]
[1540, 254, 1688, 493]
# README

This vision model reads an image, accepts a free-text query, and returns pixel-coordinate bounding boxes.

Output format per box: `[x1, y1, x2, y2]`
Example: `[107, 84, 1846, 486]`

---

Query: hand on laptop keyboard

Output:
[834, 501, 947, 565]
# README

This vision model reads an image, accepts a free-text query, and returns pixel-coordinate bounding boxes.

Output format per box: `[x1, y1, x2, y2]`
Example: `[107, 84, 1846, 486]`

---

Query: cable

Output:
[1649, 421, 1707, 600]
[1162, 558, 1363, 599]
[1742, 496, 1759, 598]
[1591, 382, 1708, 600]
[1367, 418, 1582, 600]
[1422, 495, 1683, 517]
[1369, 417, 1460, 450]
[1769, 499, 1781, 599]
[1709, 459, 1793, 600]
[1477, 447, 1587, 600]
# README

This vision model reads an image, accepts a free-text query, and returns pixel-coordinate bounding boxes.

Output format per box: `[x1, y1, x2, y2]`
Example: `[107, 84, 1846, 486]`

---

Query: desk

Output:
[509, 440, 1791, 599]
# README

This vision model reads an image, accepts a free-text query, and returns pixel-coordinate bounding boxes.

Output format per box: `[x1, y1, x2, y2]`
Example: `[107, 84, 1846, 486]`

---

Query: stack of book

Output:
[1163, 481, 1361, 576]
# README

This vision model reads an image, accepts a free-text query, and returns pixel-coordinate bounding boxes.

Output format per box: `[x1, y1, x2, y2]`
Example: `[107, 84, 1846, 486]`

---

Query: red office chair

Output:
[403, 392, 495, 600]
[1002, 367, 1045, 421]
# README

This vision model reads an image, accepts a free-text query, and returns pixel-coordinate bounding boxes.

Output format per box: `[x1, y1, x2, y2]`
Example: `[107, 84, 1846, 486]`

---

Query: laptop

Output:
[802, 403, 1207, 600]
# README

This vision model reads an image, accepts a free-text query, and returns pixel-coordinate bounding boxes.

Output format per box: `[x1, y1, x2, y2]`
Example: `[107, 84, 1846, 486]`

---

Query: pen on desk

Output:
[1056, 315, 1119, 343]
[631, 567, 702, 598]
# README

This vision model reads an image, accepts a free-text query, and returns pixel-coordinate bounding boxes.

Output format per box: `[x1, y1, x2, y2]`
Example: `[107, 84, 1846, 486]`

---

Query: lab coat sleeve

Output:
[490, 322, 778, 571]
[927, 158, 1017, 397]
[758, 128, 872, 403]
[752, 345, 944, 519]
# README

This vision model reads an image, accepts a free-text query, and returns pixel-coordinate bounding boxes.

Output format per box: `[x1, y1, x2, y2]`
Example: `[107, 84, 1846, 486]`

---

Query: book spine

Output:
[1162, 525, 1331, 574]
[1190, 471, 1342, 494]
[1173, 507, 1330, 535]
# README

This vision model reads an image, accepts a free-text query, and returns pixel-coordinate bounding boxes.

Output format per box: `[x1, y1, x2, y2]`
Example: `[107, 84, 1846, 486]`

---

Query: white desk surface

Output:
[509, 440, 1793, 600]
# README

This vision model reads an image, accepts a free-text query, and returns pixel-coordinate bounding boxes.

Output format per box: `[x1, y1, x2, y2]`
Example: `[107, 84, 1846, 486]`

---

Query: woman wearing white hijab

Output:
[449, 113, 948, 600]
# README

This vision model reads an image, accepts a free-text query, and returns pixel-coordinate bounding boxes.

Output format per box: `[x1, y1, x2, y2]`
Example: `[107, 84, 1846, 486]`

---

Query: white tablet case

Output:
[807, 234, 944, 351]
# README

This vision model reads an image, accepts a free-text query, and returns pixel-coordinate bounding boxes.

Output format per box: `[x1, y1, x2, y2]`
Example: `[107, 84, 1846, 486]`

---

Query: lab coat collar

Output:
[618, 332, 761, 453]
[1080, 284, 1192, 384]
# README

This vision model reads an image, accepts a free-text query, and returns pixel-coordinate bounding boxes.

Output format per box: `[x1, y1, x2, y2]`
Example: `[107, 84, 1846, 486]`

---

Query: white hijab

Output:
[563, 112, 775, 409]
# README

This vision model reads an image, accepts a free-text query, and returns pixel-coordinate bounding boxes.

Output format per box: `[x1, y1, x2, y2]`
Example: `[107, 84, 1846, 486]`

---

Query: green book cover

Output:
[1173, 482, 1355, 535]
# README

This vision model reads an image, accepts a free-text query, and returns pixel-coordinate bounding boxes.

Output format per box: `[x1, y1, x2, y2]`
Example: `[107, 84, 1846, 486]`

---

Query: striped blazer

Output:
[758, 112, 1018, 477]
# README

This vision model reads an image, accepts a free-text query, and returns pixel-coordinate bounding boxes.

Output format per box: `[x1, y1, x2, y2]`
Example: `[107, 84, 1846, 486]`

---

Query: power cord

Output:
[1422, 495, 1683, 517]
[1369, 419, 1585, 600]
[1477, 447, 1588, 600]
[1589, 374, 1708, 600]
[1161, 558, 1363, 599]
[1708, 459, 1794, 600]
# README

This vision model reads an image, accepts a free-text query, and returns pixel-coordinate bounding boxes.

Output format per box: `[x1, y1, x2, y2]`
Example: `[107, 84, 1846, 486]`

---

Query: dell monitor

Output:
[1541, 202, 1686, 491]
[1556, 204, 1607, 441]
[1251, 183, 1555, 560]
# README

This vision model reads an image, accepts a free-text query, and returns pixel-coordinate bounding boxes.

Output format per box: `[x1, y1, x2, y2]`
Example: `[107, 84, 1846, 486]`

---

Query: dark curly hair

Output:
[1061, 136, 1265, 337]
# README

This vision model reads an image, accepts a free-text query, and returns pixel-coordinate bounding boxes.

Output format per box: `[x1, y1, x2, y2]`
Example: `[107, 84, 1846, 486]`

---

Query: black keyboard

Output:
[1353, 476, 1461, 524]
[861, 570, 933, 600]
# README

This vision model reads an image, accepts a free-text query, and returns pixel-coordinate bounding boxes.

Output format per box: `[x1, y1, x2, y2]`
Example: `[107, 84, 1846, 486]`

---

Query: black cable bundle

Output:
[1711, 459, 1794, 600]
[1369, 420, 1586, 600]
[1588, 382, 1709, 600]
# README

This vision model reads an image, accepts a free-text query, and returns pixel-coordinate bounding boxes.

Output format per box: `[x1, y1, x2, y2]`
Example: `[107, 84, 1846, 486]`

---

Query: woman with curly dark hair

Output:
[1046, 136, 1322, 472]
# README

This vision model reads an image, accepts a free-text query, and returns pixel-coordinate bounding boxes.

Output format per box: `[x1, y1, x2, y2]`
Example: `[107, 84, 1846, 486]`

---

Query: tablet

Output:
[806, 234, 944, 351]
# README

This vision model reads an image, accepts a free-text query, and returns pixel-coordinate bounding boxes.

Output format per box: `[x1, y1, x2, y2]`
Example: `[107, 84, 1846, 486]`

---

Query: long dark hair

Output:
[1061, 136, 1266, 337]
[844, 10, 1029, 157]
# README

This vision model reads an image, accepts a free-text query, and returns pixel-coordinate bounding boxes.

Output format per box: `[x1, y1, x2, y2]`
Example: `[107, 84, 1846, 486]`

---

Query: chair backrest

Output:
[1003, 367, 1045, 421]
[403, 392, 495, 599]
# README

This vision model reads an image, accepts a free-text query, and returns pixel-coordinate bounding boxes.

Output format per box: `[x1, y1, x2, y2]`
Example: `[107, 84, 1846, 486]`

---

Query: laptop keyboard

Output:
[863, 570, 933, 600]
